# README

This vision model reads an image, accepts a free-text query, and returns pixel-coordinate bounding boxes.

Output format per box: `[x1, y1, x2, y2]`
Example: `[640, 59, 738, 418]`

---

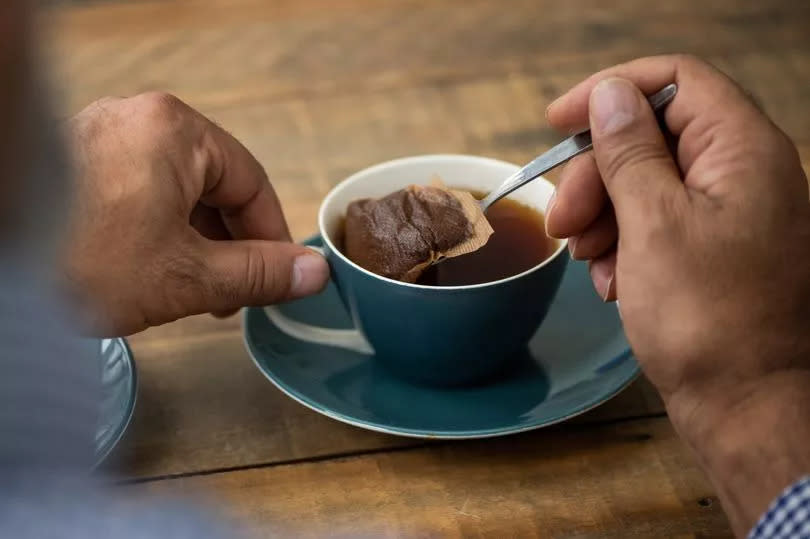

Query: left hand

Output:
[64, 92, 329, 336]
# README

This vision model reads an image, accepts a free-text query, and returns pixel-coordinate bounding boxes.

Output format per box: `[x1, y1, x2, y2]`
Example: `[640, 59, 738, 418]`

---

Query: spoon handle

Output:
[478, 83, 678, 212]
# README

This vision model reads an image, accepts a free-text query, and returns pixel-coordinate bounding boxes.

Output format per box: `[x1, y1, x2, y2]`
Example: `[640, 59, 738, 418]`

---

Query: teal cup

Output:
[265, 155, 569, 386]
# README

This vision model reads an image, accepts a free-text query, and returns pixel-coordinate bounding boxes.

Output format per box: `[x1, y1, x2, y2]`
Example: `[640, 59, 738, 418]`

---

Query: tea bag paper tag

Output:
[344, 177, 494, 283]
[429, 176, 493, 260]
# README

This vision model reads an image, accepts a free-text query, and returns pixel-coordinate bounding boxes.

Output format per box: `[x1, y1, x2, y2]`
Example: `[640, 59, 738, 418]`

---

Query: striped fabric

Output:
[750, 477, 810, 539]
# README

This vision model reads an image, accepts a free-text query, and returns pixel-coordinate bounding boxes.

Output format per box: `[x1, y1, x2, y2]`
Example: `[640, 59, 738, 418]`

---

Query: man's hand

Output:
[545, 55, 810, 535]
[64, 93, 329, 336]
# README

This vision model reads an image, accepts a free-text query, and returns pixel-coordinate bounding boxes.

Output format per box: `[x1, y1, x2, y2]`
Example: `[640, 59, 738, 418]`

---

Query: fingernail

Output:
[589, 261, 614, 302]
[544, 190, 557, 236]
[602, 273, 614, 302]
[568, 236, 578, 258]
[545, 96, 561, 121]
[291, 253, 329, 297]
[590, 78, 639, 135]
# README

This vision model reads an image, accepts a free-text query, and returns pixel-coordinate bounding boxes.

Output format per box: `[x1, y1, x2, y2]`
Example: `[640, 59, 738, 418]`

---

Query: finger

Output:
[545, 153, 607, 239]
[588, 248, 617, 302]
[569, 206, 617, 261]
[197, 115, 292, 242]
[189, 203, 231, 241]
[546, 55, 763, 147]
[588, 78, 686, 232]
[199, 238, 329, 312]
[211, 309, 239, 318]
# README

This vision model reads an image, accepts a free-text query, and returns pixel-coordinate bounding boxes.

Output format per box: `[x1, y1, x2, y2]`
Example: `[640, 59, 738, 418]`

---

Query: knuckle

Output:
[673, 53, 721, 80]
[149, 248, 210, 322]
[164, 251, 206, 295]
[735, 123, 800, 180]
[768, 128, 800, 161]
[601, 140, 671, 183]
[673, 53, 704, 71]
[134, 91, 184, 113]
[131, 92, 188, 134]
[72, 96, 123, 137]
[242, 247, 291, 304]
[244, 247, 270, 300]
[86, 95, 122, 114]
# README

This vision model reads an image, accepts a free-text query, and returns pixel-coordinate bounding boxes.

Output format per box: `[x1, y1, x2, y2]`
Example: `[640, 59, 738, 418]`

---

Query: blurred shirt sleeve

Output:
[0, 70, 235, 539]
[749, 476, 810, 539]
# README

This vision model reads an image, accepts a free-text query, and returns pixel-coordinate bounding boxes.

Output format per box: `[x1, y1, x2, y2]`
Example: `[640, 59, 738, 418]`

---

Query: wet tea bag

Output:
[343, 177, 493, 283]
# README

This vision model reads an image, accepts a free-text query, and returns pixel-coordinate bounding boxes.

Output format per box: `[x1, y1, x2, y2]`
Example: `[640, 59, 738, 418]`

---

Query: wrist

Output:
[666, 369, 810, 536]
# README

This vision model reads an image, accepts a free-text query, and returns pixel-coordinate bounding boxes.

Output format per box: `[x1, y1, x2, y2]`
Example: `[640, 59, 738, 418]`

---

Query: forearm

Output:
[668, 370, 810, 537]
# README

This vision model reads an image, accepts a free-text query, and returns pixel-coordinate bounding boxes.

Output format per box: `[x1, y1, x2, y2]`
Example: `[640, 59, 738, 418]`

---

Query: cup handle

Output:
[262, 246, 375, 355]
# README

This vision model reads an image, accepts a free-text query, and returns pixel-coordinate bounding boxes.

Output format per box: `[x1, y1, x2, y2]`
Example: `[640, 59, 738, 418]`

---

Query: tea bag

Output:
[343, 177, 493, 282]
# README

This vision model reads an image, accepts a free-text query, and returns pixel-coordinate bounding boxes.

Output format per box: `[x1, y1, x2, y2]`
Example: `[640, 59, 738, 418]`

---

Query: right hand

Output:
[544, 55, 810, 533]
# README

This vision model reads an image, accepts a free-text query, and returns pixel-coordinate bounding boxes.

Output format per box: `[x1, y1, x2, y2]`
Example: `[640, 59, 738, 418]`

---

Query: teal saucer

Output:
[244, 235, 638, 438]
[95, 337, 137, 466]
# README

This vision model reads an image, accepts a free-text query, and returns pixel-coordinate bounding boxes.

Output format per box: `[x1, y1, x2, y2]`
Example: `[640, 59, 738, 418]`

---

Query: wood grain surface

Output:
[39, 0, 810, 535]
[106, 319, 664, 479]
[125, 417, 731, 538]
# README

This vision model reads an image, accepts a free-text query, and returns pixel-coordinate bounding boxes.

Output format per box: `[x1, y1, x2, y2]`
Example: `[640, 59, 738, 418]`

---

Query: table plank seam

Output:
[112, 411, 669, 485]
[113, 441, 435, 486]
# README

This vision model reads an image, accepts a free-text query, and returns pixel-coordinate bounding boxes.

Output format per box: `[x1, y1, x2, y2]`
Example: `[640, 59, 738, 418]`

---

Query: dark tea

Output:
[416, 191, 557, 286]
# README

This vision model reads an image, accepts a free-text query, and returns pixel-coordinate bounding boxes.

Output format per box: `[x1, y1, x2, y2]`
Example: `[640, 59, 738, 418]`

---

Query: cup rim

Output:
[318, 154, 569, 291]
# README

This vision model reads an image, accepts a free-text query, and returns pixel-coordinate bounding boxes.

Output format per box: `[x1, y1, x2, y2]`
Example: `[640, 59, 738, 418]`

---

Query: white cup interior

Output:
[319, 154, 567, 287]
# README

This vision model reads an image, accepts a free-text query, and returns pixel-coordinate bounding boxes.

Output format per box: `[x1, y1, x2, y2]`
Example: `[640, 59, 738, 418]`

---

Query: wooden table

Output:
[40, 1, 810, 536]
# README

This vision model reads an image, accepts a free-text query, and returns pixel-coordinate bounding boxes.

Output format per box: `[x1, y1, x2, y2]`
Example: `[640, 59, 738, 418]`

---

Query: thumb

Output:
[589, 78, 685, 232]
[200, 239, 329, 311]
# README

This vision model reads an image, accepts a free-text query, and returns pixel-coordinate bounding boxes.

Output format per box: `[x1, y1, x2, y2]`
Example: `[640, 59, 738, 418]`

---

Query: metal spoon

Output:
[477, 83, 678, 213]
